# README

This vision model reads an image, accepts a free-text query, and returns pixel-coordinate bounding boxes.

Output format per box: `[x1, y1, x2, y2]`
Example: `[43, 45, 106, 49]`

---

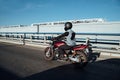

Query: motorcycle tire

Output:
[44, 47, 54, 60]
[73, 50, 88, 68]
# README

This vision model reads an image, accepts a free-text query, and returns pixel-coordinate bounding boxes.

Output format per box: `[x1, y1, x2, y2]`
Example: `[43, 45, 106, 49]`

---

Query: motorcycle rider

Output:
[54, 22, 76, 59]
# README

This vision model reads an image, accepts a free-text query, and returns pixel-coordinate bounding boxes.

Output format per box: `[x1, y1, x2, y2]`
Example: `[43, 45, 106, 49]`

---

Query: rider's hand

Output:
[52, 37, 57, 41]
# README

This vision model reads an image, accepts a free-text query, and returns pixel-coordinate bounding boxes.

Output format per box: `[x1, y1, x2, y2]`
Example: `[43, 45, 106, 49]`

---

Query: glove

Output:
[51, 37, 57, 41]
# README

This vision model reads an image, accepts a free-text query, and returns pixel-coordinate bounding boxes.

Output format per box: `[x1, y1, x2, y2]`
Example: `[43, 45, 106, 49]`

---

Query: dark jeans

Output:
[58, 45, 72, 55]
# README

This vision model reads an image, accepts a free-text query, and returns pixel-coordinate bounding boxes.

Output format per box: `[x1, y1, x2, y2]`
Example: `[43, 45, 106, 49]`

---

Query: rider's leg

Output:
[58, 45, 72, 58]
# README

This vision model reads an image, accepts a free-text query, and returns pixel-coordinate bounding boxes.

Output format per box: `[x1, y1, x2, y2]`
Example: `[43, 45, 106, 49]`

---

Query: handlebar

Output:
[51, 37, 63, 41]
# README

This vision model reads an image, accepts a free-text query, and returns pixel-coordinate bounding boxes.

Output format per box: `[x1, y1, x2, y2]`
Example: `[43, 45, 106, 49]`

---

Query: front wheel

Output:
[44, 47, 54, 60]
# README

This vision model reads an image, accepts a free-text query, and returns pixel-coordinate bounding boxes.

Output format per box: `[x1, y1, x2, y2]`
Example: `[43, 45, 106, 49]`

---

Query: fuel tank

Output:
[54, 41, 66, 48]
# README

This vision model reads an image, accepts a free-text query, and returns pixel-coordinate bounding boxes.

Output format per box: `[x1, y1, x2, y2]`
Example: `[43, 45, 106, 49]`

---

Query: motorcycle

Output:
[44, 38, 91, 67]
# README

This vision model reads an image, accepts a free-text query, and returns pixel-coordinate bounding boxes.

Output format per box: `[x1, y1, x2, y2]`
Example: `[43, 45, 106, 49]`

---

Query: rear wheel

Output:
[73, 51, 88, 68]
[44, 47, 54, 60]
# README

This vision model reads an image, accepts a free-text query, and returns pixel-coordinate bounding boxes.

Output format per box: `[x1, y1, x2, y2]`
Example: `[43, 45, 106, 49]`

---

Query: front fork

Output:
[46, 47, 51, 57]
[46, 45, 54, 57]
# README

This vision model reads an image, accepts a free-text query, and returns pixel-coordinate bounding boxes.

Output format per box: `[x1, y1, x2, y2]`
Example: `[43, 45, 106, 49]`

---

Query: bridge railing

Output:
[0, 32, 120, 53]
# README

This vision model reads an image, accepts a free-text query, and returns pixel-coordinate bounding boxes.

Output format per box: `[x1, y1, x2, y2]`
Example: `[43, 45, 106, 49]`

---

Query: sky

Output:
[0, 0, 120, 26]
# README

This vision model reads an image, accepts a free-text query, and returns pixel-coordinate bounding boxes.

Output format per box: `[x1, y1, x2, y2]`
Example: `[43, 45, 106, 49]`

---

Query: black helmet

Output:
[64, 22, 72, 31]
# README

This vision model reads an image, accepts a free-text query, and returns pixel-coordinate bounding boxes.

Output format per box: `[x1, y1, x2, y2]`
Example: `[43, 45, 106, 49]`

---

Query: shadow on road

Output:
[0, 67, 20, 80]
[20, 58, 120, 80]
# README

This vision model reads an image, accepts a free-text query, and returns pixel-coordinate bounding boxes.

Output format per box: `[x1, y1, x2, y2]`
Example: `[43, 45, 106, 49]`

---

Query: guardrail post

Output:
[30, 35, 33, 43]
[85, 37, 90, 45]
[44, 34, 46, 44]
[119, 40, 120, 50]
[95, 35, 97, 43]
[12, 34, 14, 40]
[5, 33, 7, 40]
[23, 33, 26, 45]
[19, 35, 22, 42]
[119, 40, 120, 46]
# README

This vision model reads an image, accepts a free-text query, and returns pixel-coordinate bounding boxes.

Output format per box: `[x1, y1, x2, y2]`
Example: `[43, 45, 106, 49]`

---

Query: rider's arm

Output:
[71, 32, 75, 40]
[56, 32, 69, 39]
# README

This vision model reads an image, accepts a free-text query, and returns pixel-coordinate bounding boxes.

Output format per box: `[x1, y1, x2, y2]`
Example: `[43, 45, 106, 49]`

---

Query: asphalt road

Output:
[0, 42, 120, 80]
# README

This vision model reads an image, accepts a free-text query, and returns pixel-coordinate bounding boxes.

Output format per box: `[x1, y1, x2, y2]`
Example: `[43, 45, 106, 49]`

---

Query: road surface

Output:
[0, 42, 120, 80]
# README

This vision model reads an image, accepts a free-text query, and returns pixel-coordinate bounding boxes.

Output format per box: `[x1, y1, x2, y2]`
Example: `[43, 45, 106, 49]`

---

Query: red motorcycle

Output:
[44, 39, 89, 67]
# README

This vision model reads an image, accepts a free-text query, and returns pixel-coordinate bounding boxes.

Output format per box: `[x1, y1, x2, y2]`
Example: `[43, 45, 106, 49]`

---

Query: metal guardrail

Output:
[0, 32, 120, 53]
